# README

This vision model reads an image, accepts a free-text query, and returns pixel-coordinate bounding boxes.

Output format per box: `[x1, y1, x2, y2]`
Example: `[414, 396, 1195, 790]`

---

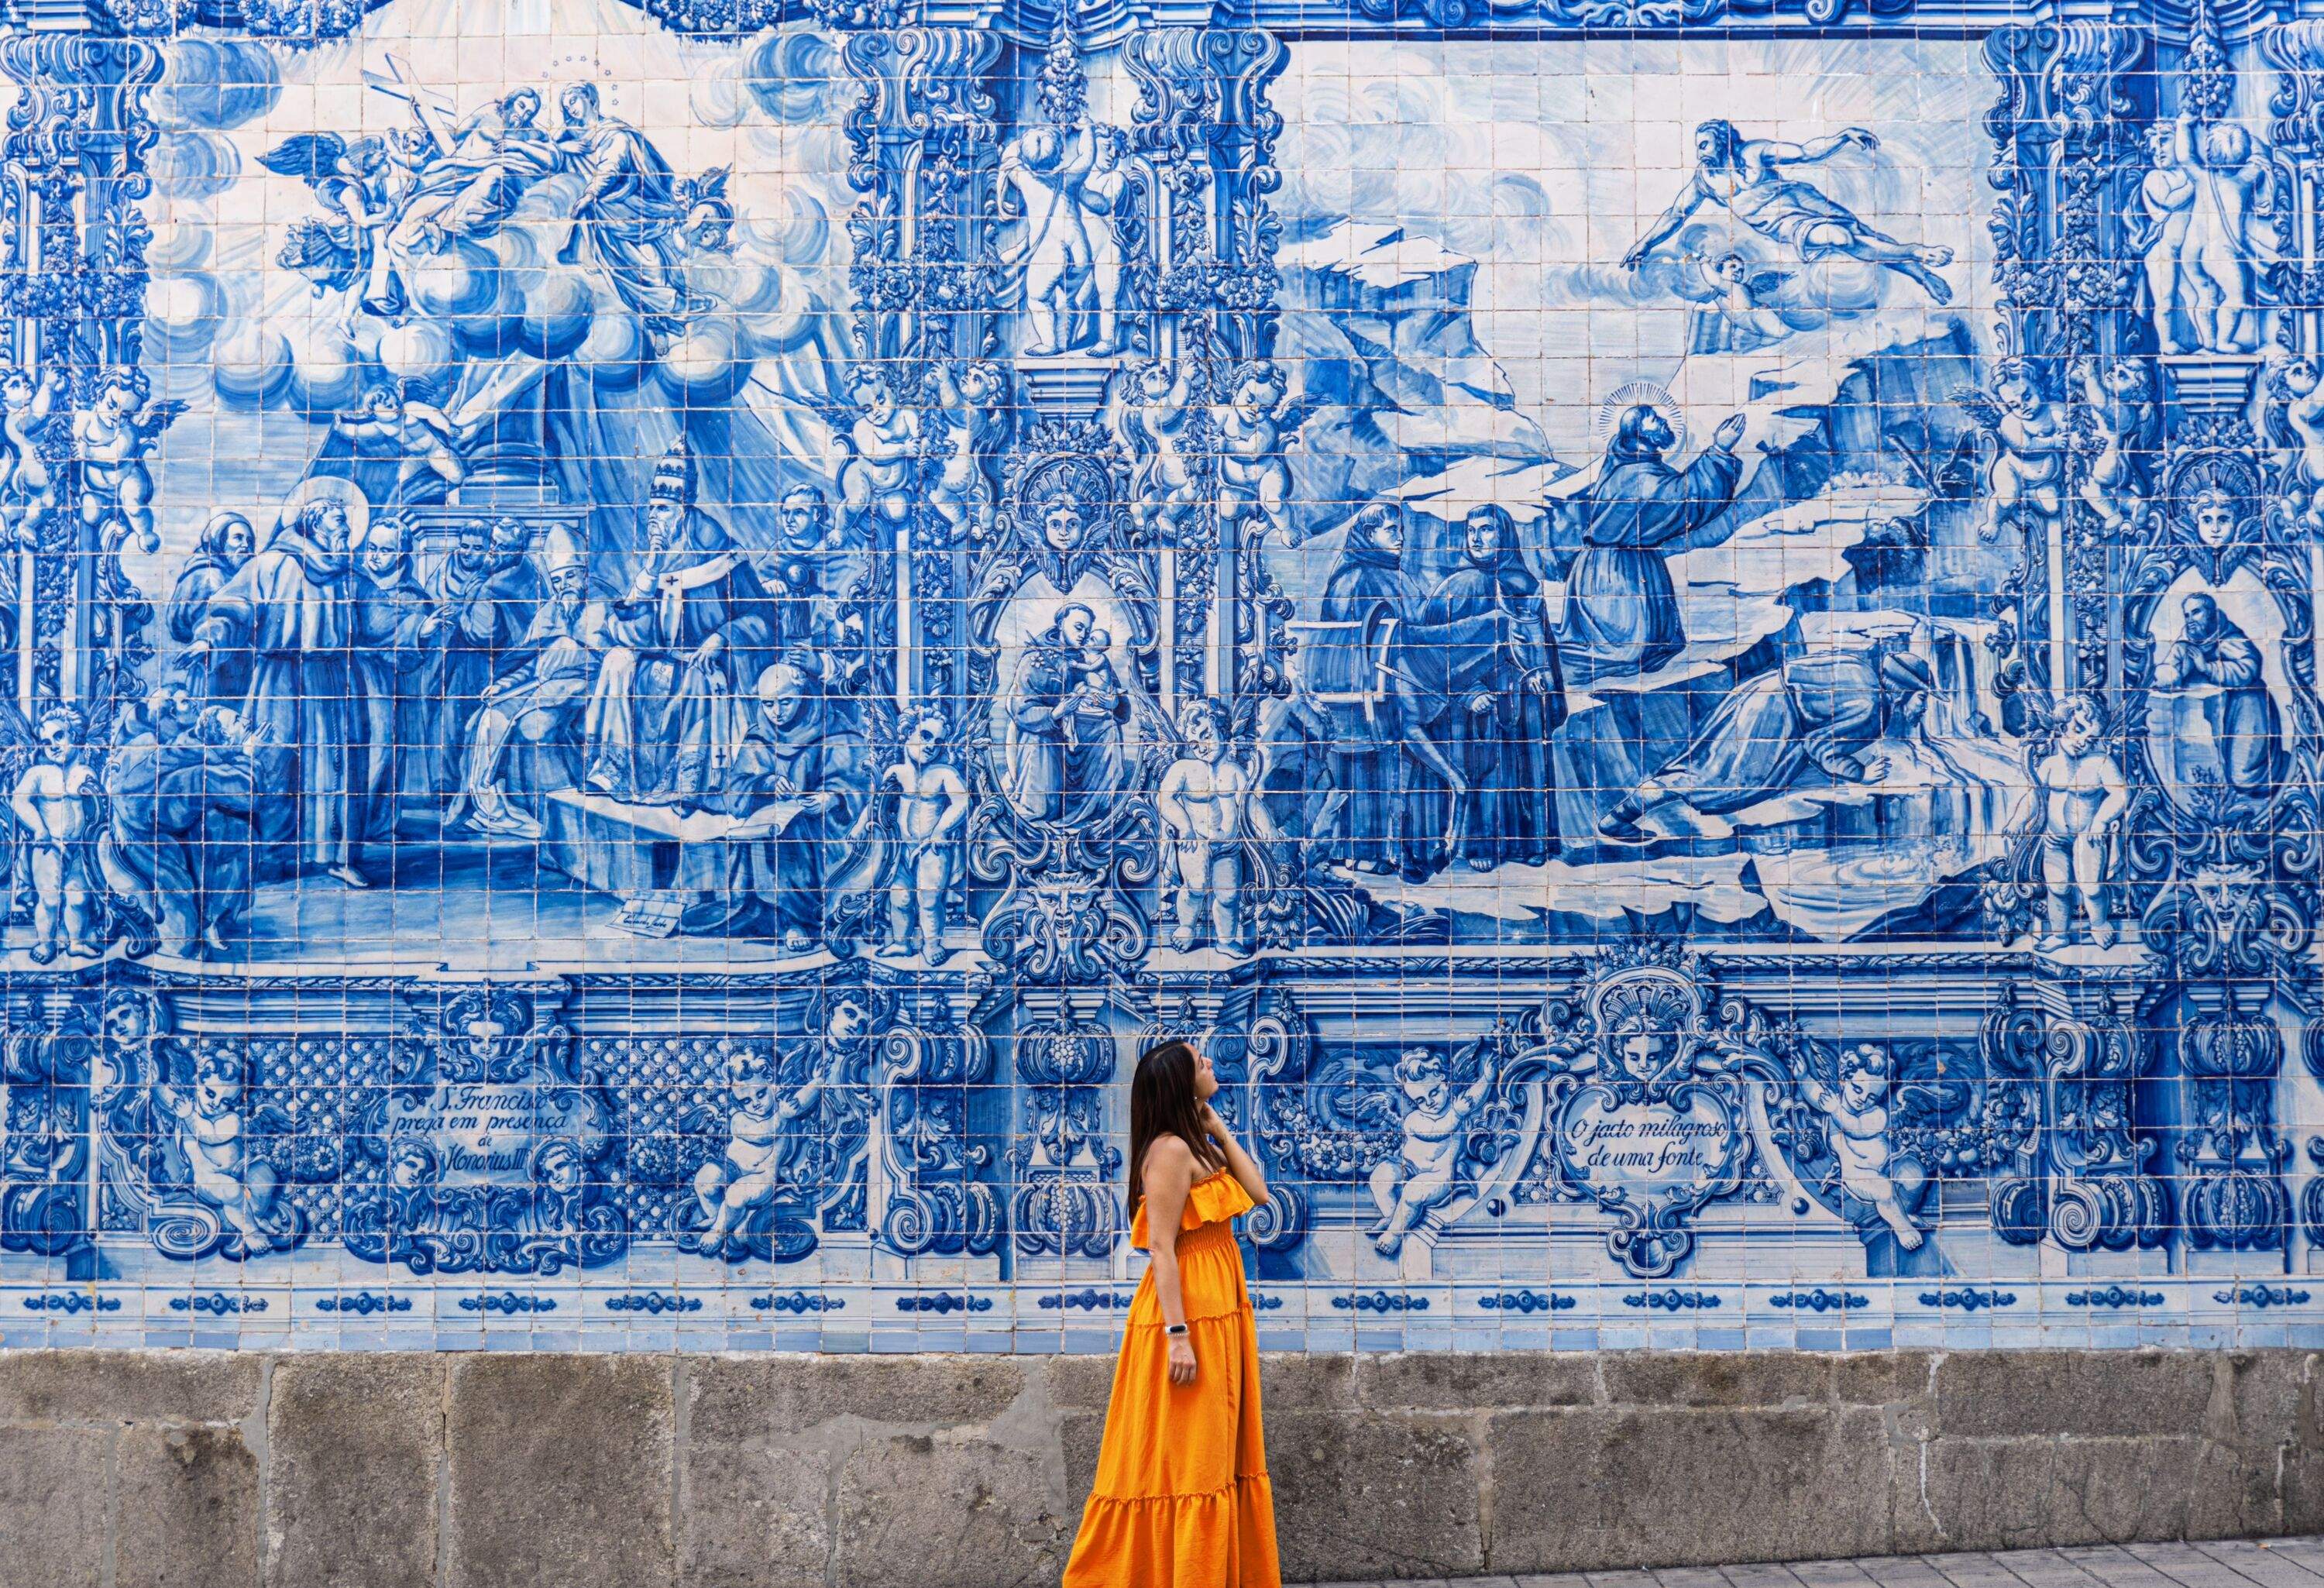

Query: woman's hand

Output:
[1167, 1335, 1198, 1385]
[1197, 1102, 1228, 1145]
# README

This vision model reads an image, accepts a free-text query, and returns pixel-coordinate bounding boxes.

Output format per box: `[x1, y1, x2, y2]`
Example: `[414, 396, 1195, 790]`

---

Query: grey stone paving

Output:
[1312, 1538, 2324, 1588]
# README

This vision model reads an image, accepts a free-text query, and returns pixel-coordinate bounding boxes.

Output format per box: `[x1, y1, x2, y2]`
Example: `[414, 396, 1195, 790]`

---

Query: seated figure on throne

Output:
[449, 528, 601, 840]
[582, 441, 778, 802]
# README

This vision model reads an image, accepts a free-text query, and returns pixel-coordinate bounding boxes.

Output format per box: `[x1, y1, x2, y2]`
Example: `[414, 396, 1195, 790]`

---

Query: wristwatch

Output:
[1164, 1323, 1188, 1337]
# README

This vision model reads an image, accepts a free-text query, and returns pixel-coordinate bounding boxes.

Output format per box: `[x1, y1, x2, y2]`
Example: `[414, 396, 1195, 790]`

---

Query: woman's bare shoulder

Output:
[1142, 1133, 1197, 1180]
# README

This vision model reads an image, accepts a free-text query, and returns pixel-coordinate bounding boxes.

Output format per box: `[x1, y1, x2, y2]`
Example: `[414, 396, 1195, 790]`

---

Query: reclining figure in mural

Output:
[273, 74, 719, 342]
[1623, 120, 1955, 304]
[1596, 635, 1936, 843]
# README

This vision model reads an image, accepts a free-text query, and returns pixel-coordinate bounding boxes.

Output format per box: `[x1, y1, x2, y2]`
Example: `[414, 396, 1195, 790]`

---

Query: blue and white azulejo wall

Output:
[0, 0, 2317, 1356]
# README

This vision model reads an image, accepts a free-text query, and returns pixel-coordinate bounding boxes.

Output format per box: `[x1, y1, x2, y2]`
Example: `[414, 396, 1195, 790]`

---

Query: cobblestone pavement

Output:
[1313, 1537, 2324, 1588]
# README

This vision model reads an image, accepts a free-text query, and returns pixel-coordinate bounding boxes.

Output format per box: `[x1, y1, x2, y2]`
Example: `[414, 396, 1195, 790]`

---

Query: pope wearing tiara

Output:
[581, 441, 779, 801]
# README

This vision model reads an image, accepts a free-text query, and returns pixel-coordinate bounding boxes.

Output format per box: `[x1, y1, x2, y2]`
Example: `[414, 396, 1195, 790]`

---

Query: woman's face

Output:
[1192, 1049, 1218, 1102]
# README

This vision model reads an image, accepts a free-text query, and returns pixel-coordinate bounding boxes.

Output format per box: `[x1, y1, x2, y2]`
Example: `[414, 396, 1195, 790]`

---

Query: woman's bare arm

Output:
[1141, 1135, 1197, 1334]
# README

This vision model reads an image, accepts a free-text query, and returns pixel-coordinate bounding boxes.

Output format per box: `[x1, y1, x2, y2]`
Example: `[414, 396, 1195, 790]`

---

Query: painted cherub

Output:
[1968, 361, 2068, 545]
[1802, 1044, 1924, 1250]
[74, 368, 184, 555]
[1117, 358, 1203, 539]
[1679, 252, 1796, 354]
[1367, 1045, 1497, 1257]
[9, 706, 101, 964]
[332, 382, 469, 495]
[865, 710, 971, 965]
[158, 1050, 287, 1255]
[837, 366, 923, 536]
[2030, 693, 2130, 951]
[2072, 356, 2156, 532]
[0, 365, 63, 545]
[1214, 358, 1300, 543]
[691, 1044, 824, 1248]
[927, 360, 1009, 543]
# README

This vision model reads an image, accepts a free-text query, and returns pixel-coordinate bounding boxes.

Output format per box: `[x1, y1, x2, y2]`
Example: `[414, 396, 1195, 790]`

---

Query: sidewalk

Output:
[1315, 1536, 2324, 1588]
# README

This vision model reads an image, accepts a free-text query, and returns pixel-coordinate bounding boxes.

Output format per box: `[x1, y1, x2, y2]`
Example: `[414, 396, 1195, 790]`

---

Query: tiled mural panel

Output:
[0, 0, 2314, 1352]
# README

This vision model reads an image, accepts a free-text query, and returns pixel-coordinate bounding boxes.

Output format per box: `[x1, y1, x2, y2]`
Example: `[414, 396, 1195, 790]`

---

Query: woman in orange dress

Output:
[1062, 1039, 1281, 1587]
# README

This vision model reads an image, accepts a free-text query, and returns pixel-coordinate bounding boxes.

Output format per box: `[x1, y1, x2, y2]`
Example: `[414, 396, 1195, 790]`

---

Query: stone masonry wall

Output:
[1, 1348, 2317, 1587]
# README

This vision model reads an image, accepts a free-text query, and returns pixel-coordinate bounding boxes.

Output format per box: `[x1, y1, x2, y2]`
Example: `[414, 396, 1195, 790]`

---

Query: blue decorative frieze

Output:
[1771, 1291, 1870, 1312]
[2066, 1287, 2165, 1308]
[604, 1293, 703, 1314]
[316, 1293, 411, 1315]
[896, 1293, 993, 1314]
[23, 1294, 119, 1314]
[169, 1291, 263, 1314]
[459, 1293, 556, 1315]
[1919, 1289, 2019, 1312]
[2217, 1286, 2312, 1308]
[1038, 1289, 1136, 1311]
[1478, 1291, 1576, 1313]
[1624, 1291, 1722, 1312]
[751, 1292, 843, 1314]
[1332, 1291, 1427, 1313]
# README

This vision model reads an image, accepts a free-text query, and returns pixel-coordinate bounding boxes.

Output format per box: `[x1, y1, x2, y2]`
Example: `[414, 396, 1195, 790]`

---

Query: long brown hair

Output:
[1126, 1040, 1226, 1216]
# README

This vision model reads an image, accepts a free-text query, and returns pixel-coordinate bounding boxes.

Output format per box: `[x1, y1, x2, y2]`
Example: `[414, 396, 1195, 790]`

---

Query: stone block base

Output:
[0, 1348, 2315, 1586]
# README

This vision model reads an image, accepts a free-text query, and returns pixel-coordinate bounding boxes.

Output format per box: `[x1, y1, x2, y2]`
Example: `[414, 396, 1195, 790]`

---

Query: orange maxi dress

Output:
[1061, 1167, 1281, 1587]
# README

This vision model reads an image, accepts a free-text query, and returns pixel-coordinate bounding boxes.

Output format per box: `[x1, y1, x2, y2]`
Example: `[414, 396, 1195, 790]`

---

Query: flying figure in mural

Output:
[1962, 361, 2068, 545]
[329, 382, 473, 500]
[380, 88, 559, 268]
[1623, 122, 1955, 303]
[2072, 356, 2157, 533]
[554, 81, 710, 341]
[1214, 359, 1305, 545]
[1673, 252, 1799, 355]
[1114, 359, 1203, 540]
